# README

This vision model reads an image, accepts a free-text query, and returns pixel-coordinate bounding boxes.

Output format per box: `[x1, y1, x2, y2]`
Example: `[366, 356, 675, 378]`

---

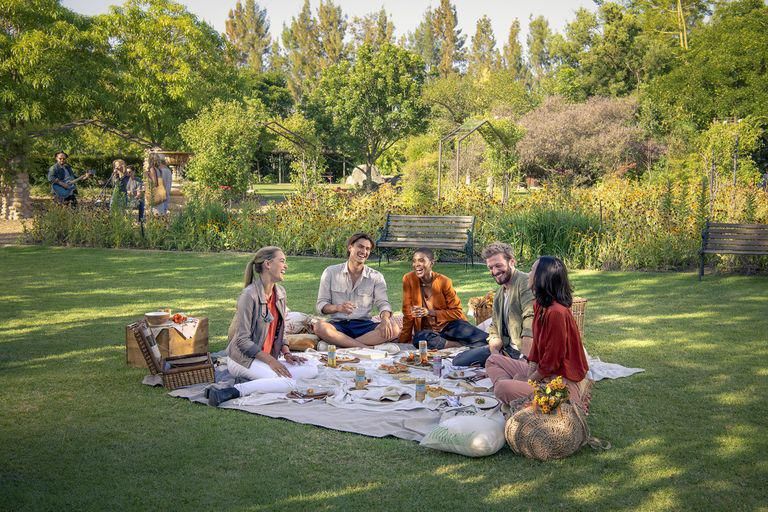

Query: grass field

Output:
[1, 246, 766, 511]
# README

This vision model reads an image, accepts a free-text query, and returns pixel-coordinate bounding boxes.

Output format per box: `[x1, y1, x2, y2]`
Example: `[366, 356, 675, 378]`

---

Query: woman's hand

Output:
[284, 352, 306, 365]
[267, 357, 291, 378]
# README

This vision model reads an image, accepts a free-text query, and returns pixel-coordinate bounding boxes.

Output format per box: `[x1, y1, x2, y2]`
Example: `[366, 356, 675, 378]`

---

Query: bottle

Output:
[355, 368, 366, 390]
[415, 377, 426, 402]
[419, 340, 428, 365]
[432, 355, 442, 378]
[327, 344, 337, 368]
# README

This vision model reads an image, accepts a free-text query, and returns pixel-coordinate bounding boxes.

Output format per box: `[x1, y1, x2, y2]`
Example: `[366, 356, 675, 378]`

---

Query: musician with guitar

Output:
[47, 151, 93, 206]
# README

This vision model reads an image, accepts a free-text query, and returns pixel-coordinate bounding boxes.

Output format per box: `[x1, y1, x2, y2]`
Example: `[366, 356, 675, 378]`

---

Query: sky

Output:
[60, 0, 597, 46]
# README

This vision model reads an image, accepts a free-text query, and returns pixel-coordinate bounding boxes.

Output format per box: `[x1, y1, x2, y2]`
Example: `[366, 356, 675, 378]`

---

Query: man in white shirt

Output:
[313, 233, 400, 348]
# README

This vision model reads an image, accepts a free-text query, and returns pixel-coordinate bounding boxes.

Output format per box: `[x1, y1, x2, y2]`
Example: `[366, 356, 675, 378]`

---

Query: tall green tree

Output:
[0, 0, 107, 181]
[644, 0, 768, 133]
[305, 43, 428, 188]
[468, 15, 500, 76]
[527, 15, 554, 83]
[281, 0, 319, 100]
[502, 19, 527, 80]
[406, 8, 439, 75]
[316, 0, 347, 66]
[224, 0, 271, 71]
[97, 0, 238, 148]
[433, 0, 466, 76]
[350, 7, 394, 51]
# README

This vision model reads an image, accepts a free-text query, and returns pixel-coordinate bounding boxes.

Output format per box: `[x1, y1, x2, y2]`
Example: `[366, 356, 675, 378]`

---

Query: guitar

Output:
[51, 170, 95, 199]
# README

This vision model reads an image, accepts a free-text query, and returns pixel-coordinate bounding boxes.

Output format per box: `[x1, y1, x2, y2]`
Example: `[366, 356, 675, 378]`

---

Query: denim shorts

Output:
[330, 318, 378, 338]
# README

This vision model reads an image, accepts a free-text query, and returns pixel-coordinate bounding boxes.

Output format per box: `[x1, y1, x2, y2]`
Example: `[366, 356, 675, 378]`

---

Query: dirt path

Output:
[0, 219, 25, 245]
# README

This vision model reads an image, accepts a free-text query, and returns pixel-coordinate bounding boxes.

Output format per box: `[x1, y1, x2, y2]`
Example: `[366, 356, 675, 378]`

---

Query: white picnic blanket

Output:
[164, 349, 502, 442]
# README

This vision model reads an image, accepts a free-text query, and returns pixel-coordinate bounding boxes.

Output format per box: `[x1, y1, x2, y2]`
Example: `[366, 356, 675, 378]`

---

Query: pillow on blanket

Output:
[285, 311, 311, 334]
[420, 415, 505, 457]
[285, 333, 318, 352]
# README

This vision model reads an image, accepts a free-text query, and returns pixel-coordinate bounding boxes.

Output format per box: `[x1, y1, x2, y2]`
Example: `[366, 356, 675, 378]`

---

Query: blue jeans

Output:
[452, 344, 523, 367]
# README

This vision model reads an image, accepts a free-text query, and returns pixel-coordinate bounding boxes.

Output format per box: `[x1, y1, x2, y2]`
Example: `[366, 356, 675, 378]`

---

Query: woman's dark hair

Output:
[413, 248, 434, 261]
[532, 256, 572, 308]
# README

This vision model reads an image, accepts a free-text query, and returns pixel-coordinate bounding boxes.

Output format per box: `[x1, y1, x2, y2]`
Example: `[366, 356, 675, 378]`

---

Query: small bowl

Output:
[145, 311, 170, 326]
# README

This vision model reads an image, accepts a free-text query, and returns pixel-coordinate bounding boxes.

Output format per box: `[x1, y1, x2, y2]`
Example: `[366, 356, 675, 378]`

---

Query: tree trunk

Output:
[1, 171, 33, 220]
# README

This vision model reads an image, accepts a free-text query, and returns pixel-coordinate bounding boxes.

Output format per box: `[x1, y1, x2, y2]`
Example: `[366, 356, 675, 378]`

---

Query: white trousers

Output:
[228, 357, 319, 396]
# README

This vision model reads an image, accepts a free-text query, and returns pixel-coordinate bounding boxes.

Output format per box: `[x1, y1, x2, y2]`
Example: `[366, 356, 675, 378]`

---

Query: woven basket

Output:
[505, 403, 591, 461]
[161, 353, 215, 390]
[473, 304, 493, 325]
[131, 322, 214, 390]
[571, 297, 588, 339]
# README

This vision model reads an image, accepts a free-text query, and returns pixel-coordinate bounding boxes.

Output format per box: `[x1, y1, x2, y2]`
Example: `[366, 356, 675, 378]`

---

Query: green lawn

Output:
[252, 182, 350, 202]
[1, 246, 766, 511]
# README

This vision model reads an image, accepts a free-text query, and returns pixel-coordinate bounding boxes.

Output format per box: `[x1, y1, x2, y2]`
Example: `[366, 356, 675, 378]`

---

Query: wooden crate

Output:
[126, 317, 208, 368]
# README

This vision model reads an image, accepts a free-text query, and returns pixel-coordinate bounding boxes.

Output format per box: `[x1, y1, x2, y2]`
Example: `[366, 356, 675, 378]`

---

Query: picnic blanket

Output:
[143, 338, 643, 442]
[162, 348, 502, 442]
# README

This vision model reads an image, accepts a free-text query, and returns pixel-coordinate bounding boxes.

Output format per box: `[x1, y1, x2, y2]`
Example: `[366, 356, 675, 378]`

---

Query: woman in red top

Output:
[486, 256, 590, 413]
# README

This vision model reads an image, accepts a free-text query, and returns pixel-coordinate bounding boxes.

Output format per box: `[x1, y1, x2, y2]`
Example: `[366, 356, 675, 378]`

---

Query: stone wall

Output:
[1, 173, 33, 220]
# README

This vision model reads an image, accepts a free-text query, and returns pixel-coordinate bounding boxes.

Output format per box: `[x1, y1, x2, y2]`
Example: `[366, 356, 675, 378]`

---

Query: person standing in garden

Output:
[452, 241, 534, 367]
[313, 232, 400, 349]
[47, 151, 91, 206]
[146, 153, 173, 214]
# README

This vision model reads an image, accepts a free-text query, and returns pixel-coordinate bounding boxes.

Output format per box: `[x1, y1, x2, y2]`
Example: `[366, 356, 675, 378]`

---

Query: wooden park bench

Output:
[699, 221, 768, 279]
[376, 214, 475, 267]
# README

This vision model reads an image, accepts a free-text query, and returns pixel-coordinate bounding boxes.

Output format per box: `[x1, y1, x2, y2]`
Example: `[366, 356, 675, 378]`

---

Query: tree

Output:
[643, 0, 768, 133]
[0, 0, 107, 187]
[316, 0, 347, 66]
[305, 43, 429, 189]
[97, 0, 238, 148]
[274, 112, 325, 194]
[406, 8, 439, 75]
[468, 15, 500, 77]
[527, 15, 554, 83]
[502, 19, 528, 80]
[350, 7, 394, 51]
[238, 69, 293, 118]
[179, 99, 268, 194]
[432, 0, 466, 76]
[224, 0, 271, 71]
[281, 0, 319, 100]
[517, 96, 655, 182]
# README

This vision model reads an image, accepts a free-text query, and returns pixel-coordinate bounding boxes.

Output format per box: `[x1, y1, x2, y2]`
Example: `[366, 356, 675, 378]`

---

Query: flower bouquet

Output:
[528, 376, 569, 414]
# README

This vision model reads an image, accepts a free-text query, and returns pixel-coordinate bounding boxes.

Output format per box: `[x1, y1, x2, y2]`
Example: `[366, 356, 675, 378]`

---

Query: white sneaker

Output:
[316, 341, 329, 352]
[377, 342, 400, 355]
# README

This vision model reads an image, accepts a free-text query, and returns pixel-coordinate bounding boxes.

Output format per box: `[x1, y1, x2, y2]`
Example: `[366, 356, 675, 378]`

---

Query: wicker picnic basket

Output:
[130, 322, 214, 390]
[504, 403, 591, 461]
[571, 297, 588, 339]
[469, 291, 495, 325]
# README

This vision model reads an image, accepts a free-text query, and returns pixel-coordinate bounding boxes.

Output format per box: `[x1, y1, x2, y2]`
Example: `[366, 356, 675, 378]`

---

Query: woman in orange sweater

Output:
[400, 248, 488, 350]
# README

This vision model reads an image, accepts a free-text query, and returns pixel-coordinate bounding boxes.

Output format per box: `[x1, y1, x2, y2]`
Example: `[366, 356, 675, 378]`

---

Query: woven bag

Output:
[505, 403, 608, 461]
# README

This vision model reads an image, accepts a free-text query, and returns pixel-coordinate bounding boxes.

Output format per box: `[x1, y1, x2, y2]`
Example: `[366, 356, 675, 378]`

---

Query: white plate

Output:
[459, 395, 499, 410]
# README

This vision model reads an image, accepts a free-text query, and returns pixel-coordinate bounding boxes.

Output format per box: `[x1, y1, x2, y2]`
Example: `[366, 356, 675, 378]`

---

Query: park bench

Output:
[376, 214, 475, 267]
[699, 221, 768, 279]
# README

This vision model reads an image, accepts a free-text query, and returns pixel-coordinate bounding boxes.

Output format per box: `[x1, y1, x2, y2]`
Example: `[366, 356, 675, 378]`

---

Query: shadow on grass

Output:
[1, 246, 767, 511]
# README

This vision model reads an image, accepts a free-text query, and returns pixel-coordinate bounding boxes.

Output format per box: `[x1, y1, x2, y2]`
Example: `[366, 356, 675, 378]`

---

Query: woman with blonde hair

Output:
[206, 247, 318, 406]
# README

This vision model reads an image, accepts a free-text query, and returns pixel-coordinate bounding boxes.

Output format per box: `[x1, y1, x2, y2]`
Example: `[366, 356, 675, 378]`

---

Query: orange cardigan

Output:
[400, 271, 467, 343]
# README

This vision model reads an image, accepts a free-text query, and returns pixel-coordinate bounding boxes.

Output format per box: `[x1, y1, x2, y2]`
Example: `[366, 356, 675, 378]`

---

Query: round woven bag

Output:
[504, 403, 591, 461]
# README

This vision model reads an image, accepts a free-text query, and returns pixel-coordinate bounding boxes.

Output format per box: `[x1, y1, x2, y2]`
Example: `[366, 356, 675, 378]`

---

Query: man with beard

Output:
[452, 241, 534, 367]
[313, 232, 400, 348]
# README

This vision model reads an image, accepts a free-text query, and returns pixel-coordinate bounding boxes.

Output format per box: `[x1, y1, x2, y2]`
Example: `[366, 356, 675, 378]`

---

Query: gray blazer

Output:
[226, 279, 286, 368]
[487, 269, 534, 351]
